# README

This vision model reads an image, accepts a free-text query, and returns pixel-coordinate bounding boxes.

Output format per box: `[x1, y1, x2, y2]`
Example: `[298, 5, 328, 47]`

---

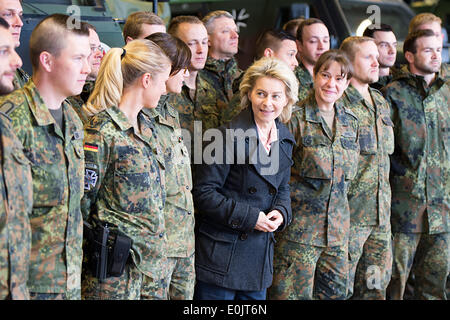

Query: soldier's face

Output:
[410, 36, 442, 75]
[176, 23, 208, 71]
[297, 23, 330, 66]
[166, 68, 189, 94]
[143, 65, 171, 108]
[0, 27, 21, 95]
[249, 76, 287, 127]
[314, 60, 349, 106]
[50, 34, 91, 98]
[0, 0, 23, 47]
[352, 41, 379, 84]
[87, 28, 103, 81]
[272, 39, 298, 71]
[373, 31, 397, 68]
[208, 17, 239, 60]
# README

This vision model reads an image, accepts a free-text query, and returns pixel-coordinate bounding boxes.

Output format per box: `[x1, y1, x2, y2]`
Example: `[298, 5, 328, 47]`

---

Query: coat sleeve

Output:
[271, 140, 293, 232]
[192, 144, 261, 233]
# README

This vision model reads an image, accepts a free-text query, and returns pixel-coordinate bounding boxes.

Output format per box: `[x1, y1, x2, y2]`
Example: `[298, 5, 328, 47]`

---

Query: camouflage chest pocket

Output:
[10, 147, 33, 211]
[113, 156, 153, 214]
[70, 139, 86, 196]
[25, 142, 66, 208]
[358, 125, 377, 154]
[299, 135, 333, 179]
[380, 114, 395, 155]
[340, 130, 359, 180]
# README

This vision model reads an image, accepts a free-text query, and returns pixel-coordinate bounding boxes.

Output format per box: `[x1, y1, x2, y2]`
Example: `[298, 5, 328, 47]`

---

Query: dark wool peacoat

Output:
[192, 107, 294, 291]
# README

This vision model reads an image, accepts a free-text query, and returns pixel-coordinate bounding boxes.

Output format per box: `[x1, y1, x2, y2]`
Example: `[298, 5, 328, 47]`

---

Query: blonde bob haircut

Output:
[239, 57, 299, 123]
[84, 39, 171, 116]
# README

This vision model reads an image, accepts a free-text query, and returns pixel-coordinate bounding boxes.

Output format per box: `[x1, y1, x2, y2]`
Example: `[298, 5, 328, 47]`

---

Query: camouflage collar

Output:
[106, 105, 133, 131]
[304, 93, 350, 124]
[22, 80, 82, 139]
[24, 80, 72, 127]
[294, 62, 313, 84]
[344, 85, 379, 112]
[395, 64, 446, 87]
[205, 56, 240, 75]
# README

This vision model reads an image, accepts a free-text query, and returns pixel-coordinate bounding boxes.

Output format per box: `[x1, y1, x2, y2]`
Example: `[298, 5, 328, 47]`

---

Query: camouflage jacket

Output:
[370, 66, 401, 91]
[200, 56, 243, 126]
[294, 62, 314, 103]
[382, 65, 450, 234]
[13, 68, 30, 91]
[67, 80, 95, 125]
[279, 94, 360, 247]
[0, 80, 85, 299]
[0, 112, 32, 300]
[142, 95, 195, 257]
[341, 85, 394, 227]
[81, 106, 168, 280]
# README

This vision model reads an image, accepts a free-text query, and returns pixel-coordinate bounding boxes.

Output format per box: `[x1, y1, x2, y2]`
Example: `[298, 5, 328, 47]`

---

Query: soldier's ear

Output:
[263, 48, 274, 58]
[39, 51, 53, 73]
[125, 36, 134, 44]
[404, 51, 414, 65]
[141, 72, 152, 88]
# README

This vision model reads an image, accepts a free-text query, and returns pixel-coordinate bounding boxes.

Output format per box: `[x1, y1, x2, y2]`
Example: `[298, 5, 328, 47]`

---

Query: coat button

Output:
[231, 220, 239, 228]
[240, 233, 248, 241]
[248, 187, 257, 194]
[269, 187, 276, 195]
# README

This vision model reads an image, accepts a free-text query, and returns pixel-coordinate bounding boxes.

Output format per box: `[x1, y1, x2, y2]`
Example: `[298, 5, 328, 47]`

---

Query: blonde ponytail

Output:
[84, 39, 171, 116]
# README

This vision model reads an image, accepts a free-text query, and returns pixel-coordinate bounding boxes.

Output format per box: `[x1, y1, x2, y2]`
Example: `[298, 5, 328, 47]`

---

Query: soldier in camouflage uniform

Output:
[340, 37, 394, 300]
[362, 24, 399, 91]
[81, 39, 172, 300]
[382, 30, 449, 300]
[0, 14, 90, 300]
[167, 16, 222, 155]
[201, 11, 243, 127]
[0, 19, 32, 300]
[143, 32, 196, 299]
[269, 50, 359, 300]
[294, 18, 330, 102]
[68, 23, 103, 125]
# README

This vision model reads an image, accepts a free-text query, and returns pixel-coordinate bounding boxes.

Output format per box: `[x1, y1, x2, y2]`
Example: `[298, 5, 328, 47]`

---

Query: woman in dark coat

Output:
[192, 57, 299, 300]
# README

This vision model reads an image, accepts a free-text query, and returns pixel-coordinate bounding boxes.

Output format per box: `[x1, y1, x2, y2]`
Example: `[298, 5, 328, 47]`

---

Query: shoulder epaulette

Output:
[0, 100, 19, 115]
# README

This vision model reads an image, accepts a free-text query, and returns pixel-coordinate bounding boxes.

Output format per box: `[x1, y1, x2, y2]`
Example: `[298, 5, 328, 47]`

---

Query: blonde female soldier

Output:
[80, 39, 172, 300]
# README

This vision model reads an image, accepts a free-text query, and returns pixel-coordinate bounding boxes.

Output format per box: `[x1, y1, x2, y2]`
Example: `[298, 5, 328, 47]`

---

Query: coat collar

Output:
[227, 107, 294, 185]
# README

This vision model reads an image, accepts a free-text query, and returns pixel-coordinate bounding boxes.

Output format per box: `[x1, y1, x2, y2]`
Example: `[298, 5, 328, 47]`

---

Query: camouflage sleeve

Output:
[80, 128, 110, 221]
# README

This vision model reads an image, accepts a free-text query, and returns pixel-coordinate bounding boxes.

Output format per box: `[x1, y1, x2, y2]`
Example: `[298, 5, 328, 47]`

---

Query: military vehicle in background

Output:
[20, 0, 418, 73]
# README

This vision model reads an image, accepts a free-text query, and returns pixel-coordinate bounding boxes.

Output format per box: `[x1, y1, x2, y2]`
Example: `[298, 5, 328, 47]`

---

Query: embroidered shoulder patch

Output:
[84, 168, 98, 191]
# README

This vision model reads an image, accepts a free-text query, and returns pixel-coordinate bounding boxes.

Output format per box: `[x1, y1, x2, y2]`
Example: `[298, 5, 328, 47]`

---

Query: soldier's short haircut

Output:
[29, 13, 90, 72]
[82, 21, 97, 32]
[0, 17, 9, 30]
[296, 18, 326, 43]
[363, 23, 394, 38]
[202, 10, 234, 34]
[408, 13, 442, 34]
[123, 11, 165, 42]
[168, 15, 203, 37]
[239, 57, 299, 123]
[282, 18, 304, 38]
[146, 32, 191, 75]
[255, 29, 296, 60]
[313, 49, 353, 80]
[339, 36, 375, 62]
[403, 29, 436, 54]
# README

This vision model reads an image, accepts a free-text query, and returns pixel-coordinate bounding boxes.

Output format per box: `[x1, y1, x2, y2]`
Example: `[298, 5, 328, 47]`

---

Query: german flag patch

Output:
[84, 143, 98, 153]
